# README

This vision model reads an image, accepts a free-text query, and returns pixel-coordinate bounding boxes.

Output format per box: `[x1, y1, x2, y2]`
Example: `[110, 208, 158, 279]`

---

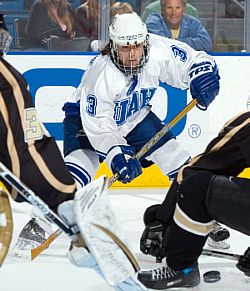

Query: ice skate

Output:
[137, 263, 200, 289]
[207, 222, 230, 249]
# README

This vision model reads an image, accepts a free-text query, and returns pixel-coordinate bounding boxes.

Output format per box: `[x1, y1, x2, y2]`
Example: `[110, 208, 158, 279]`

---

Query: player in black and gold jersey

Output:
[0, 13, 76, 259]
[139, 111, 250, 289]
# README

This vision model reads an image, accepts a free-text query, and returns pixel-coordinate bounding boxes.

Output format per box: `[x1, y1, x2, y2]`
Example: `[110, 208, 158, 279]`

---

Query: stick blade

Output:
[31, 229, 63, 260]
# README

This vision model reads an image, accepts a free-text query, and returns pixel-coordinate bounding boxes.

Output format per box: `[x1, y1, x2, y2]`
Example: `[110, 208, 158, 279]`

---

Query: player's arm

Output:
[157, 38, 220, 110]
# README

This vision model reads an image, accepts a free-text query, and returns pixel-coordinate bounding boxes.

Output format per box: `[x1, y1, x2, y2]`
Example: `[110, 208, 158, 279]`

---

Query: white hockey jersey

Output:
[72, 33, 216, 157]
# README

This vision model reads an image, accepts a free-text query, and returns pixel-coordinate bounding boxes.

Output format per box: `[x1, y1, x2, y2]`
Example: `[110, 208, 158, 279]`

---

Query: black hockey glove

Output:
[237, 247, 250, 276]
[140, 221, 167, 259]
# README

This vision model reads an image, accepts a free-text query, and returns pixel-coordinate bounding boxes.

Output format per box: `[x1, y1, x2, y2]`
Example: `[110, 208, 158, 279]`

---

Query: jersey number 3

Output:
[24, 108, 47, 142]
[86, 95, 97, 117]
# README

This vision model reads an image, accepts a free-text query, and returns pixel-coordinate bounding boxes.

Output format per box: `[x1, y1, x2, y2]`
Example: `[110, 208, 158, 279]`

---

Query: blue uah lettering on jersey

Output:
[113, 98, 130, 124]
[127, 91, 139, 116]
[114, 87, 156, 126]
[171, 45, 187, 62]
[140, 88, 157, 108]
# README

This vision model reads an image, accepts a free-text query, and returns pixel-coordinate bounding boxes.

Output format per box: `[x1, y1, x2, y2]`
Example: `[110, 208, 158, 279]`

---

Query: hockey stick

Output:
[30, 98, 198, 260]
[202, 248, 241, 261]
[0, 163, 79, 238]
[202, 248, 250, 275]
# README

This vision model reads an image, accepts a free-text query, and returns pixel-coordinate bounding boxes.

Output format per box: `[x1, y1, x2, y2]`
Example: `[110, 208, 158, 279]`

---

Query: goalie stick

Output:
[30, 98, 198, 260]
[0, 162, 78, 238]
[31, 235, 242, 262]
[31, 228, 63, 260]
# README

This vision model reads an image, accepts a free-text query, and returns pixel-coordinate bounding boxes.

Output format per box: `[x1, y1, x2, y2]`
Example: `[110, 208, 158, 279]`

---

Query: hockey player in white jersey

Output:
[62, 11, 227, 266]
[64, 12, 220, 187]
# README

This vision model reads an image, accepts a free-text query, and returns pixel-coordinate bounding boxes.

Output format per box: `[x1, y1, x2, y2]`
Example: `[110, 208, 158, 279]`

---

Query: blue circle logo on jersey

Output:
[23, 69, 188, 140]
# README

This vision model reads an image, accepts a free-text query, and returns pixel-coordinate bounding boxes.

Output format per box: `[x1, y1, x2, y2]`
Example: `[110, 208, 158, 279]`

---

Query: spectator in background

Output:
[146, 0, 212, 52]
[76, 0, 100, 40]
[110, 1, 134, 19]
[142, 0, 198, 22]
[25, 0, 84, 49]
[90, 1, 133, 51]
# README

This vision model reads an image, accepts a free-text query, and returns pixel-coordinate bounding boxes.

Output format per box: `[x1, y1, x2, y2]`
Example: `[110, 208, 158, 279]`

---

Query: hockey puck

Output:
[203, 270, 221, 283]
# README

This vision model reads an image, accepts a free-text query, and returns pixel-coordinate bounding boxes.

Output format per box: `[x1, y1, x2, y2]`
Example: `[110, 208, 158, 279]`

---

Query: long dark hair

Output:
[100, 42, 111, 56]
[42, 0, 75, 37]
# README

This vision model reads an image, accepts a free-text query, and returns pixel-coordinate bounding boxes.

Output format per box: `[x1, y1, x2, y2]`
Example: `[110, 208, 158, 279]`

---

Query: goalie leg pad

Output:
[68, 242, 98, 268]
[206, 176, 250, 235]
[0, 188, 13, 267]
[68, 242, 146, 290]
[115, 276, 147, 291]
[74, 176, 141, 286]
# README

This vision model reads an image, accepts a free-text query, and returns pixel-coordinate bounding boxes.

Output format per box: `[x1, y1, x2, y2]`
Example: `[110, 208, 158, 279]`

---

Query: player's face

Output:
[117, 43, 144, 68]
[162, 0, 185, 29]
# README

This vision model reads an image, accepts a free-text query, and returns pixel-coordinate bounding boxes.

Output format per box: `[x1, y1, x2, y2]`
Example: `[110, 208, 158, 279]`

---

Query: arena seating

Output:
[190, 0, 244, 51]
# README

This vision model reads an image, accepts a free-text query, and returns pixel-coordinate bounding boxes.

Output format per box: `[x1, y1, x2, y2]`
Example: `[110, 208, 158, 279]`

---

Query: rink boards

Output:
[5, 52, 250, 187]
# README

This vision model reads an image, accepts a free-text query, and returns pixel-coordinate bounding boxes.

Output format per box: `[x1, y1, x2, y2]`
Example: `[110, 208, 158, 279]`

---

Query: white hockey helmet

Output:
[109, 12, 149, 76]
[0, 14, 12, 55]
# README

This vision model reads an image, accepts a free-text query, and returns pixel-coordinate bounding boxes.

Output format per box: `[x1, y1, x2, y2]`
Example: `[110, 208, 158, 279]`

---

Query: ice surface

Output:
[1, 188, 250, 291]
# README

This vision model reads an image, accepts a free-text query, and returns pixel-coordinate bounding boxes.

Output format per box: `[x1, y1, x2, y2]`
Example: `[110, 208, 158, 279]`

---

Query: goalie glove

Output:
[189, 61, 220, 110]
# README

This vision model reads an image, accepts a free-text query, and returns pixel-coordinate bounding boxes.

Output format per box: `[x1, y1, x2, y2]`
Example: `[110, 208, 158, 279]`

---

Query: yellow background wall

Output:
[1, 166, 249, 192]
[95, 163, 250, 188]
[239, 168, 250, 179]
